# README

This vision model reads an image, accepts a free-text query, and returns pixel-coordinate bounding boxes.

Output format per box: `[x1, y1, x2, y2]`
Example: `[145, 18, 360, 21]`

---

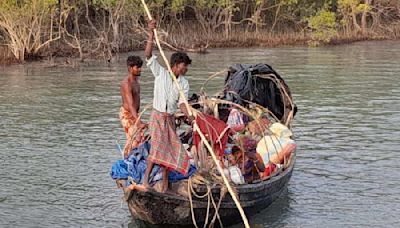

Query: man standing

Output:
[143, 20, 193, 192]
[120, 56, 147, 159]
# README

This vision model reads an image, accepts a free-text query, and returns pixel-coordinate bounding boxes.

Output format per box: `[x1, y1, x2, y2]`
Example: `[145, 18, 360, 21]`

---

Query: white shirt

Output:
[147, 55, 189, 114]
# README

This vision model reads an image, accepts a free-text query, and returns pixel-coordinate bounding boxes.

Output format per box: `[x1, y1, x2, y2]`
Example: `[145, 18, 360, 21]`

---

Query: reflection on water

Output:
[1, 41, 400, 227]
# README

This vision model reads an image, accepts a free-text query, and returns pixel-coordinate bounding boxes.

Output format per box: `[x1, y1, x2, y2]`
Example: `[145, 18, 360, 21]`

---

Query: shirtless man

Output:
[120, 56, 147, 158]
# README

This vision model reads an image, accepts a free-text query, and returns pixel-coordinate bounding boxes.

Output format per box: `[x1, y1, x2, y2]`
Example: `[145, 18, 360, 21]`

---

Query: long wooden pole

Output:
[193, 124, 250, 228]
[139, 1, 250, 228]
[140, 1, 192, 116]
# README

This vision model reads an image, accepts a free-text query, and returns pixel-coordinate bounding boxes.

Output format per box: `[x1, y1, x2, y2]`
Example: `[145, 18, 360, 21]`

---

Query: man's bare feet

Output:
[143, 182, 150, 189]
[127, 183, 148, 192]
[116, 179, 126, 188]
[143, 160, 153, 189]
[161, 179, 168, 193]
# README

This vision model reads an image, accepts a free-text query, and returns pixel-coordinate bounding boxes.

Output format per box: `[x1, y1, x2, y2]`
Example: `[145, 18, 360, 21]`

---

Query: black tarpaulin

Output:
[222, 63, 296, 122]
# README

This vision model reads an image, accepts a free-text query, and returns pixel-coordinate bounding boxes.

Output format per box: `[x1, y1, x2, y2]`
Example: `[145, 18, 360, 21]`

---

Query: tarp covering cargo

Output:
[222, 63, 296, 123]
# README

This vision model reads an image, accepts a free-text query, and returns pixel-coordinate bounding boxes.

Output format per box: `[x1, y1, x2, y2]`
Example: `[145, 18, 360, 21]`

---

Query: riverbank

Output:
[1, 27, 399, 65]
[0, 45, 17, 65]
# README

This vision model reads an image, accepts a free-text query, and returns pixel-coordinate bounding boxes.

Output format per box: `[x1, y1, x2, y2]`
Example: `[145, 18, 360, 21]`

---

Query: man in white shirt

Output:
[143, 20, 193, 192]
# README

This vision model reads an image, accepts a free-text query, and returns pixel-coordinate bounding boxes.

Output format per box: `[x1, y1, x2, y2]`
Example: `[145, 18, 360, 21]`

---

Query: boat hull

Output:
[126, 155, 295, 226]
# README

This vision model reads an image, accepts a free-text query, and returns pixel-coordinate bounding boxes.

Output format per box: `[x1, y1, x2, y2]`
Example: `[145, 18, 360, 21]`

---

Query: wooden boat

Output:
[123, 154, 295, 227]
[116, 63, 297, 227]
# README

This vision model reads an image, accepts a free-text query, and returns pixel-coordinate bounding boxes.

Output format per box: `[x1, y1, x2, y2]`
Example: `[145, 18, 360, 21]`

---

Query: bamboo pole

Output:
[140, 0, 192, 116]
[193, 124, 250, 228]
[139, 1, 250, 227]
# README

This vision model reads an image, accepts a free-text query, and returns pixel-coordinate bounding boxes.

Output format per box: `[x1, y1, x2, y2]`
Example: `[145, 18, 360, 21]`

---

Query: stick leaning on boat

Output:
[139, 1, 250, 227]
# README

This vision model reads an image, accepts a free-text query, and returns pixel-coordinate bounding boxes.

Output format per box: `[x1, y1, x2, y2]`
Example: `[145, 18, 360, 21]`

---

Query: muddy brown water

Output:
[1, 41, 399, 227]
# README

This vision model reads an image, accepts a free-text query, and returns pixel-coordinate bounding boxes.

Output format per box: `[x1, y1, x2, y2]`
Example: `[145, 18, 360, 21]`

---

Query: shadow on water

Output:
[230, 188, 292, 228]
[128, 188, 292, 228]
[129, 220, 193, 228]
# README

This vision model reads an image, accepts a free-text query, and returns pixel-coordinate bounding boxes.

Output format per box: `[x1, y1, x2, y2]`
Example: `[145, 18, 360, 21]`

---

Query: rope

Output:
[193, 124, 250, 228]
[188, 177, 211, 228]
[200, 69, 229, 94]
[255, 74, 295, 125]
[209, 187, 226, 227]
[188, 175, 227, 228]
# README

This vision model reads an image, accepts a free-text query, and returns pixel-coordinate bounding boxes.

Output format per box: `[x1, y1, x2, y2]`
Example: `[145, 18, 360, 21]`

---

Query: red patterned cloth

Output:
[148, 109, 189, 175]
[119, 106, 138, 138]
[119, 106, 146, 158]
[193, 113, 229, 157]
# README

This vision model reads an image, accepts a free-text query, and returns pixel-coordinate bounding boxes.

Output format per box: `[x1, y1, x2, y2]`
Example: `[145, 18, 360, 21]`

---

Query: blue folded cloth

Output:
[111, 141, 160, 184]
[111, 141, 197, 184]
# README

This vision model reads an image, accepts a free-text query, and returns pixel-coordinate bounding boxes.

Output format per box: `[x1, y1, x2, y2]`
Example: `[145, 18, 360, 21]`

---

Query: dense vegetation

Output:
[0, 0, 399, 62]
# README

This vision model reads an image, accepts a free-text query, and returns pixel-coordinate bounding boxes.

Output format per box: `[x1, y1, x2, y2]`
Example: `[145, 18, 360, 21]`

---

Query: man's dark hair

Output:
[170, 52, 192, 66]
[127, 55, 143, 68]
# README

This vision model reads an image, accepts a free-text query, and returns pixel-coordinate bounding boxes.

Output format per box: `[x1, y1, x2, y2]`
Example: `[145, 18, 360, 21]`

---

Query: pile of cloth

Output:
[171, 63, 297, 185]
[189, 107, 296, 185]
[110, 141, 197, 187]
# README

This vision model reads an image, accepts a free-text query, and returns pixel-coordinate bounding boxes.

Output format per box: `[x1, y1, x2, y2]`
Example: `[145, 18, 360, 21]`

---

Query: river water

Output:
[1, 41, 399, 227]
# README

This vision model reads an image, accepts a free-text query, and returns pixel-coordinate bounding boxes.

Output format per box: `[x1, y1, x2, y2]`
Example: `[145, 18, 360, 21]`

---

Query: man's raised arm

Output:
[144, 20, 156, 59]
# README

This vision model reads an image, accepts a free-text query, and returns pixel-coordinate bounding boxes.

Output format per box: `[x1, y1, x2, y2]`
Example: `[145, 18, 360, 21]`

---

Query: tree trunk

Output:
[224, 9, 232, 38]
[351, 11, 361, 31]
[361, 12, 367, 33]
[271, 3, 282, 32]
[19, 49, 25, 62]
[370, 11, 380, 30]
[361, 0, 372, 33]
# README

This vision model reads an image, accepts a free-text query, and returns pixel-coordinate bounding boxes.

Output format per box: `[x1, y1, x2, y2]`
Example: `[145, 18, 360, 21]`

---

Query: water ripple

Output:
[1, 41, 400, 227]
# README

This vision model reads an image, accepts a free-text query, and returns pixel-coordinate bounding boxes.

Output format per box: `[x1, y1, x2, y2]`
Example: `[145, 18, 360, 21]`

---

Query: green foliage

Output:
[0, 0, 397, 60]
[0, 0, 16, 11]
[255, 0, 263, 7]
[0, 0, 57, 11]
[282, 0, 299, 6]
[194, 0, 215, 9]
[356, 3, 371, 12]
[194, 0, 236, 9]
[0, 0, 58, 29]
[92, 0, 118, 6]
[0, 0, 59, 61]
[148, 0, 166, 7]
[170, 0, 187, 12]
[124, 0, 145, 15]
[307, 8, 337, 44]
[338, 0, 358, 7]
[337, 0, 370, 14]
[337, 0, 372, 30]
